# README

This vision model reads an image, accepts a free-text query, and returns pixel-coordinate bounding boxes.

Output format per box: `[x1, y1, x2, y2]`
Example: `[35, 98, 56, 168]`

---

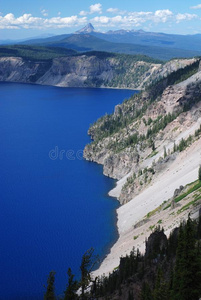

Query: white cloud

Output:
[79, 11, 87, 16]
[41, 9, 48, 17]
[154, 9, 173, 23]
[79, 3, 102, 16]
[176, 13, 198, 23]
[0, 7, 198, 31]
[90, 3, 102, 14]
[91, 9, 198, 29]
[0, 13, 87, 29]
[93, 16, 109, 24]
[107, 8, 126, 15]
[190, 4, 201, 9]
[107, 8, 118, 14]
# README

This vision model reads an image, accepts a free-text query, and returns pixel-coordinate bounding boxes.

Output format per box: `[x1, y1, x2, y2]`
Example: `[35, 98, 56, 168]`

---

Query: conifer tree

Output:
[44, 271, 56, 300]
[64, 268, 78, 300]
[127, 290, 134, 300]
[172, 216, 201, 300]
[140, 282, 153, 300]
[80, 248, 97, 299]
[199, 165, 201, 181]
[164, 146, 167, 158]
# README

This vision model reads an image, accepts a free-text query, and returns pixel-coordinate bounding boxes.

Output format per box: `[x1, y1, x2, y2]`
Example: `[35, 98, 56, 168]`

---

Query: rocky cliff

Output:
[0, 53, 161, 89]
[0, 52, 161, 89]
[84, 58, 201, 198]
[85, 57, 201, 277]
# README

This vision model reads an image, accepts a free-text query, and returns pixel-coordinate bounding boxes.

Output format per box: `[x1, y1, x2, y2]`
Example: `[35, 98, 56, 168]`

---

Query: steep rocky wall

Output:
[84, 58, 201, 204]
[0, 55, 160, 89]
[0, 57, 40, 82]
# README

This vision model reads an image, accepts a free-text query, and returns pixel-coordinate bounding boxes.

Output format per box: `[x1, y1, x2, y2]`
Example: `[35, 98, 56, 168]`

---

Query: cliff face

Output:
[0, 54, 161, 89]
[85, 58, 201, 277]
[0, 57, 40, 82]
[37, 55, 114, 87]
[84, 58, 201, 203]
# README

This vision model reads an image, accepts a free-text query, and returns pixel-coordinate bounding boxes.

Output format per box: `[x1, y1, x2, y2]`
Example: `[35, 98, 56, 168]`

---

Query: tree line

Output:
[44, 214, 201, 299]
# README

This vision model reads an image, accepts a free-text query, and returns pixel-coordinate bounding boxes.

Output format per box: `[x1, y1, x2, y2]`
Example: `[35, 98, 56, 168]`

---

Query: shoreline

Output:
[91, 136, 201, 278]
[0, 80, 139, 91]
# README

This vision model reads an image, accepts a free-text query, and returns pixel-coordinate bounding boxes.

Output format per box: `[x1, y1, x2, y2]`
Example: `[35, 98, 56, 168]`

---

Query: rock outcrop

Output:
[84, 57, 201, 205]
[0, 54, 161, 89]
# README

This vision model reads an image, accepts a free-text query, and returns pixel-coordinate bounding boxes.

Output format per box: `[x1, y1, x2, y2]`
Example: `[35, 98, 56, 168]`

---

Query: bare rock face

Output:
[0, 55, 161, 89]
[173, 185, 184, 198]
[0, 57, 40, 82]
[145, 230, 168, 259]
[103, 152, 139, 180]
[84, 57, 201, 206]
[37, 56, 114, 87]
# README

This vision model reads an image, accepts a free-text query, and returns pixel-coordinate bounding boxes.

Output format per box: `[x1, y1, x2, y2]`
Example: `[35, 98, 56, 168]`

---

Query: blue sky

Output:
[1, 0, 201, 39]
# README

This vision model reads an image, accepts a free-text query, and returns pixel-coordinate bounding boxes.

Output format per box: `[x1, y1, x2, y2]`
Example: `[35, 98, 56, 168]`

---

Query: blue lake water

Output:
[0, 83, 135, 299]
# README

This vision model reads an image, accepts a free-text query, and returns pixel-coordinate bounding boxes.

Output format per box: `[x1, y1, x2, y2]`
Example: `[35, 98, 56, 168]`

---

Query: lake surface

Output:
[0, 83, 135, 299]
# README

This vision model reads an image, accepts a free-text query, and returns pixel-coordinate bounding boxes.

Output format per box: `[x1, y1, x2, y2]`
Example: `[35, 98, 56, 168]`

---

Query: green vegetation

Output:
[148, 150, 158, 158]
[44, 271, 56, 300]
[36, 33, 201, 60]
[177, 196, 201, 214]
[43, 217, 201, 299]
[88, 59, 200, 146]
[164, 180, 201, 210]
[199, 165, 201, 181]
[169, 124, 201, 156]
[0, 45, 77, 61]
[172, 217, 201, 300]
[64, 268, 78, 300]
[174, 181, 201, 203]
[122, 172, 137, 191]
[146, 59, 200, 97]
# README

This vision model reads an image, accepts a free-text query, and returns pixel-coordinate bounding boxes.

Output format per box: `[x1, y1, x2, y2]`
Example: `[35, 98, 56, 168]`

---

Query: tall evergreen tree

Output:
[140, 282, 153, 300]
[80, 248, 97, 299]
[199, 165, 201, 181]
[44, 271, 56, 300]
[64, 268, 78, 300]
[172, 216, 201, 300]
[127, 290, 134, 300]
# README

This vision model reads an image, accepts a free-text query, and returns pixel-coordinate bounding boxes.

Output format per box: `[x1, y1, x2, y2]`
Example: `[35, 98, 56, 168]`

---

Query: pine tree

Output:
[44, 271, 56, 300]
[140, 282, 153, 300]
[164, 146, 167, 158]
[172, 216, 201, 300]
[80, 248, 97, 299]
[64, 268, 78, 300]
[127, 290, 134, 300]
[198, 216, 201, 239]
[153, 268, 169, 300]
[199, 165, 201, 181]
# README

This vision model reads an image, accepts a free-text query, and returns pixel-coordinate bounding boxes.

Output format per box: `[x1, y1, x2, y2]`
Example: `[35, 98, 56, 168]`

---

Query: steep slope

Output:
[84, 58, 201, 276]
[0, 51, 162, 89]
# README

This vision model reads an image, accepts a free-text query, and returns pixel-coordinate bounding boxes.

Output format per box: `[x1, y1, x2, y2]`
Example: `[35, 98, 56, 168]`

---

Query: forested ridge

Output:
[44, 215, 201, 300]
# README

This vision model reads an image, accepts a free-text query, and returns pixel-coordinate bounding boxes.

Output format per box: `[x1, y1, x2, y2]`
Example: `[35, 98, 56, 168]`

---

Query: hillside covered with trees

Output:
[44, 215, 201, 299]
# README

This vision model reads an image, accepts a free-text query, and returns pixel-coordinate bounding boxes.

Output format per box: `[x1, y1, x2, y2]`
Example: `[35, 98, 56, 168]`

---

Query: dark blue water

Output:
[0, 83, 135, 300]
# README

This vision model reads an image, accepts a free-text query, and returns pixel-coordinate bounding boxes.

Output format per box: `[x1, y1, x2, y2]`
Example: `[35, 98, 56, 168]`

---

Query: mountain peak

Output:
[76, 23, 95, 34]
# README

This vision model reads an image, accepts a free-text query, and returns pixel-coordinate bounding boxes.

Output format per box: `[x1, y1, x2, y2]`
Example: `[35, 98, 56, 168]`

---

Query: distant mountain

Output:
[92, 29, 201, 52]
[20, 34, 72, 46]
[5, 23, 201, 60]
[29, 33, 201, 61]
[75, 23, 95, 34]
[0, 39, 15, 45]
[0, 34, 55, 46]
